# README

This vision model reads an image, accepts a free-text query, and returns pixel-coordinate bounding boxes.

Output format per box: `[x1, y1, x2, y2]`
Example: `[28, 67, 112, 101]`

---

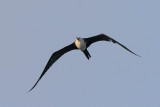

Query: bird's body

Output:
[75, 37, 86, 51]
[29, 33, 140, 92]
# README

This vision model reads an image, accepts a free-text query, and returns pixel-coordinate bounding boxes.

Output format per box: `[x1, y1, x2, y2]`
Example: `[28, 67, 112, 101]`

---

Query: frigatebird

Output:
[29, 33, 140, 92]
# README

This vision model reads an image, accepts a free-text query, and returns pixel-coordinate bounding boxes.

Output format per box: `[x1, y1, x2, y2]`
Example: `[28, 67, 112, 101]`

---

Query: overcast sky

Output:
[0, 0, 160, 107]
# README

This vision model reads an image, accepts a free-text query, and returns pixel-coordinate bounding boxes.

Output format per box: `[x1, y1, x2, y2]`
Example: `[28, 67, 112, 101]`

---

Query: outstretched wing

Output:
[29, 42, 77, 92]
[84, 33, 140, 57]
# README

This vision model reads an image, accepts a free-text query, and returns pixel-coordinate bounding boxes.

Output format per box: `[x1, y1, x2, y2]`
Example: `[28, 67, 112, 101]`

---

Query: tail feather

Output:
[83, 49, 91, 60]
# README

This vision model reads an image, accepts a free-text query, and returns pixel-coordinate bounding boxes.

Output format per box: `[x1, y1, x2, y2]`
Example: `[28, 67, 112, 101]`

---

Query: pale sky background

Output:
[0, 0, 160, 107]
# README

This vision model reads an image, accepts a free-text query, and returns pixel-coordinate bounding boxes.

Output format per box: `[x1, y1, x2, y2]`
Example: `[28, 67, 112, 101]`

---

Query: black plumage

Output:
[29, 33, 140, 92]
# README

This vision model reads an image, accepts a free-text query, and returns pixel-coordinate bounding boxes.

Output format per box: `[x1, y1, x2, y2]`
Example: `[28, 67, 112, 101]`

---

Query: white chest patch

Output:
[75, 38, 86, 51]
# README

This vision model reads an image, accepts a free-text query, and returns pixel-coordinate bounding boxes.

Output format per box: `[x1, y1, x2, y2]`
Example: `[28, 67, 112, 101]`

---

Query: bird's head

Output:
[76, 37, 80, 41]
[76, 37, 83, 41]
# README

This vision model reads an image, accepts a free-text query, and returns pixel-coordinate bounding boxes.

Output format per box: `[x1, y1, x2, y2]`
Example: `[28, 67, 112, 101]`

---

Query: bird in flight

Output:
[29, 33, 140, 92]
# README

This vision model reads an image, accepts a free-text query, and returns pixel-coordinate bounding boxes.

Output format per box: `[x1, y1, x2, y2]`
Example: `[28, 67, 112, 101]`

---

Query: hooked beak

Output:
[76, 37, 79, 40]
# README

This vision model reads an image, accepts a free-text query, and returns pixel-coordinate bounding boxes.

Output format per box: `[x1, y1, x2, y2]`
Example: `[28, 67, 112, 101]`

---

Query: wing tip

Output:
[28, 78, 41, 92]
[134, 53, 141, 57]
[28, 84, 36, 92]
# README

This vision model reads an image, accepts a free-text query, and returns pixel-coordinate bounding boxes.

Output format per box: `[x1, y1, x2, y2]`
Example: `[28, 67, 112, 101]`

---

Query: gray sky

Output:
[0, 0, 160, 107]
